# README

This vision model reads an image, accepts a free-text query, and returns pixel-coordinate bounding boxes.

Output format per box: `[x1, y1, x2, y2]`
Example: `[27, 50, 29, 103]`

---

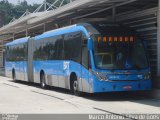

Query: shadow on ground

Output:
[12, 80, 160, 108]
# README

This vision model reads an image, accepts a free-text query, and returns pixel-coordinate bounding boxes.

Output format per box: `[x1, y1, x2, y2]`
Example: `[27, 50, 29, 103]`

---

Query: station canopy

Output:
[0, 0, 157, 38]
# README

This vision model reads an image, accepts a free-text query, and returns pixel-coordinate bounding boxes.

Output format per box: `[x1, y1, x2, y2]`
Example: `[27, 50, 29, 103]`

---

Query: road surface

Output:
[0, 76, 159, 115]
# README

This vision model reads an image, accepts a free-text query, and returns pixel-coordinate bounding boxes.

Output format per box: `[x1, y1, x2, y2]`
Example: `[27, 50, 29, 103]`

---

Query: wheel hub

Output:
[73, 81, 78, 91]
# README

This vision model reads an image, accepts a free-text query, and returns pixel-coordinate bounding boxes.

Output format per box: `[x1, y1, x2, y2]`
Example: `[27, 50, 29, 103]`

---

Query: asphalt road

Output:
[0, 76, 159, 114]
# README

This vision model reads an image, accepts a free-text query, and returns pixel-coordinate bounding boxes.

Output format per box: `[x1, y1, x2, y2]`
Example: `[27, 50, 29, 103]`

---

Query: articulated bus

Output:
[5, 23, 151, 95]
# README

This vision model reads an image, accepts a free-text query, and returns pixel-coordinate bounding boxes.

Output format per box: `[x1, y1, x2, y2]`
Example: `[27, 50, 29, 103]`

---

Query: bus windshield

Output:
[92, 34, 148, 70]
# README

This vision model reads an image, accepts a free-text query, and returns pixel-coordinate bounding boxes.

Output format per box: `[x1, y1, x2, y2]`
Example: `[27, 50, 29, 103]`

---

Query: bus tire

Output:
[12, 69, 16, 81]
[71, 75, 82, 96]
[40, 73, 46, 89]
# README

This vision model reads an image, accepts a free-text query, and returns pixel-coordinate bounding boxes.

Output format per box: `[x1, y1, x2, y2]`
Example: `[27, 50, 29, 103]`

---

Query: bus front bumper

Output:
[92, 79, 152, 93]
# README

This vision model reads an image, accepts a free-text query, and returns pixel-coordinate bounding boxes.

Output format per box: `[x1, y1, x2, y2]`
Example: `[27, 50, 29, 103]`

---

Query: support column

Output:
[13, 33, 15, 41]
[157, 0, 160, 76]
[44, 0, 47, 11]
[2, 40, 4, 67]
[26, 29, 28, 37]
[44, 23, 46, 32]
[70, 19, 73, 25]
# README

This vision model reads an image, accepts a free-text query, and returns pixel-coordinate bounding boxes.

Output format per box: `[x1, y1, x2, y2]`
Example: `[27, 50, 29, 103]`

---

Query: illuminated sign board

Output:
[97, 36, 134, 43]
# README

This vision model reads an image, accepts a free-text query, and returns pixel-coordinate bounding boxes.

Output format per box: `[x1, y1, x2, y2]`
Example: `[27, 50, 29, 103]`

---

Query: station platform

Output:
[0, 67, 160, 99]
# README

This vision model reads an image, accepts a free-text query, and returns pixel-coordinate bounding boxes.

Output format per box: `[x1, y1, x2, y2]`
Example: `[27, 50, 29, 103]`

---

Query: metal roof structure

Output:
[0, 11, 48, 34]
[0, 0, 73, 35]
[0, 0, 157, 36]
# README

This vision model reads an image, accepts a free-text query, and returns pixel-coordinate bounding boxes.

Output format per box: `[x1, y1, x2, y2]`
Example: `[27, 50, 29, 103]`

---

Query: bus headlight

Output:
[93, 72, 108, 81]
[144, 73, 151, 80]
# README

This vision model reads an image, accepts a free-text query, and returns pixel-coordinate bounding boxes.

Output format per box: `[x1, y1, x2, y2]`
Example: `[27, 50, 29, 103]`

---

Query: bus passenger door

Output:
[57, 38, 65, 88]
[27, 38, 34, 82]
[81, 45, 90, 93]
[23, 42, 28, 81]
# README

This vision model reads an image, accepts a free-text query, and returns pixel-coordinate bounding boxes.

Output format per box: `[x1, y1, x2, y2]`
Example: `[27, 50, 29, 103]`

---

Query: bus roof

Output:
[34, 23, 99, 40]
[5, 37, 30, 46]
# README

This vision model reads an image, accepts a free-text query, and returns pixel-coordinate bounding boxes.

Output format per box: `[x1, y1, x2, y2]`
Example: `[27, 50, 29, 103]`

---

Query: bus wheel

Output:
[40, 73, 46, 89]
[12, 70, 16, 81]
[72, 78, 81, 96]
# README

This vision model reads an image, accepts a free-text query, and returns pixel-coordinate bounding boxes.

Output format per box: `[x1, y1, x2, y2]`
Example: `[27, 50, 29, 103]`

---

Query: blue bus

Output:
[5, 23, 152, 95]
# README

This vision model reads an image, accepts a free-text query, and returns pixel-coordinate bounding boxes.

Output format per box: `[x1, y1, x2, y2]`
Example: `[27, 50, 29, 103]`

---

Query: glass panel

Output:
[6, 43, 27, 62]
[82, 46, 88, 68]
[64, 32, 81, 63]
[92, 34, 148, 70]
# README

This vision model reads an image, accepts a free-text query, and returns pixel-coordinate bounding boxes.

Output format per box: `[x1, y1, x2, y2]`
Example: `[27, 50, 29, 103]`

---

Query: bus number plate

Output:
[123, 86, 132, 90]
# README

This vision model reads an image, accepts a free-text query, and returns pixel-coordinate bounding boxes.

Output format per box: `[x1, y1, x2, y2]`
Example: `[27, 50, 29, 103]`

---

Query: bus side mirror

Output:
[88, 38, 93, 50]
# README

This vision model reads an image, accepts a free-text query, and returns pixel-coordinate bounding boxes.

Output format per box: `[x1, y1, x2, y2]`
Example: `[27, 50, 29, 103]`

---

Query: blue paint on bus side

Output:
[5, 37, 29, 80]
[32, 59, 152, 93]
[5, 61, 27, 80]
[5, 61, 27, 74]
[32, 58, 151, 93]
[33, 59, 94, 92]
[33, 61, 81, 77]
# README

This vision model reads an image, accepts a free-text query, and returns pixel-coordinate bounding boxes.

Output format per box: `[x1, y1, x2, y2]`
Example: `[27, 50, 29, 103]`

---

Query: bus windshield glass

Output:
[92, 34, 148, 70]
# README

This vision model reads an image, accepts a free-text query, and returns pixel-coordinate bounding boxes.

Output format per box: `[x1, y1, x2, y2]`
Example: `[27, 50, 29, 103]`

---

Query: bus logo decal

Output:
[63, 61, 70, 71]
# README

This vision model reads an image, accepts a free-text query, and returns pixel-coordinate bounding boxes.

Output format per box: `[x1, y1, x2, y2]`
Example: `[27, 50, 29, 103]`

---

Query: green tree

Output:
[0, 0, 40, 24]
[0, 0, 74, 25]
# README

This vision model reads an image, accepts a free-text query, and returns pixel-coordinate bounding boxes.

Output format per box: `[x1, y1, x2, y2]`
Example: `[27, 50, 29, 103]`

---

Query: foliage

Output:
[0, 0, 73, 24]
[0, 0, 39, 24]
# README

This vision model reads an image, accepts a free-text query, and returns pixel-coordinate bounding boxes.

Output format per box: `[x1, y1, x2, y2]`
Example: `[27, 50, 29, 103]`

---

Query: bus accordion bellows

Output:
[5, 23, 152, 95]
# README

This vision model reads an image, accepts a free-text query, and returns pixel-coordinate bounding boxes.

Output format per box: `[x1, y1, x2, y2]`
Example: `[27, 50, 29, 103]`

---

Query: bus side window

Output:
[82, 46, 89, 69]
[6, 46, 9, 61]
[64, 32, 81, 62]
